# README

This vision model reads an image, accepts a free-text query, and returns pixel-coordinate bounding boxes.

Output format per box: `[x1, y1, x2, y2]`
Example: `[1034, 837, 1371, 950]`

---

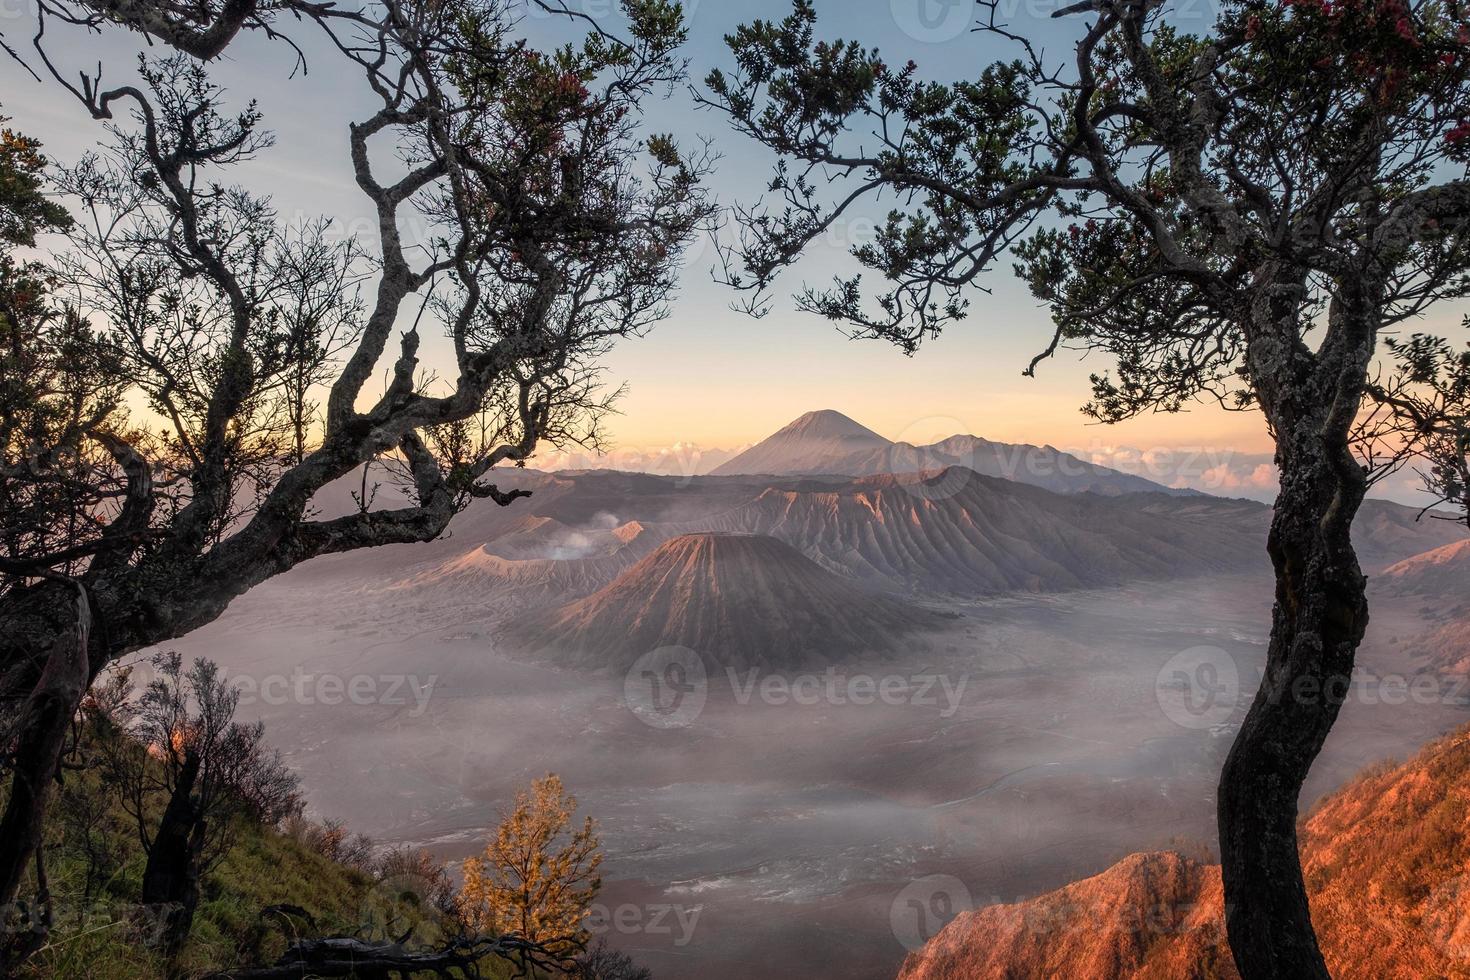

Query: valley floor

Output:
[158, 568, 1467, 979]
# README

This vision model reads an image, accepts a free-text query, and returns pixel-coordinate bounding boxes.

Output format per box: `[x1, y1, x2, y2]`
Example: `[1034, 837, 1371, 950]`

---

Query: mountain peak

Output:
[709, 410, 891, 477]
[776, 409, 889, 442]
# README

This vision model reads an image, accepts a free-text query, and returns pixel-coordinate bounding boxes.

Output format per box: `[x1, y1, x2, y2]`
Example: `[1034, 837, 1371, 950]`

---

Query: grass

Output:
[8, 722, 511, 979]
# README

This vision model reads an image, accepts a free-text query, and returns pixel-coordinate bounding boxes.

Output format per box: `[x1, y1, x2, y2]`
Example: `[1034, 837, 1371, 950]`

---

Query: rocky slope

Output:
[897, 725, 1470, 979]
[497, 532, 948, 670]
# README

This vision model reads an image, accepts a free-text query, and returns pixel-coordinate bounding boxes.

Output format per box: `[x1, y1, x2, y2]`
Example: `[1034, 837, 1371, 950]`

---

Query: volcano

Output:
[497, 532, 947, 670]
[710, 409, 1191, 496]
[709, 409, 894, 478]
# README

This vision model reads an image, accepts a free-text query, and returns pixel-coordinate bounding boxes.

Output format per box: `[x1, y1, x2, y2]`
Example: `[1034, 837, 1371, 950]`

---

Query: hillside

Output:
[497, 532, 947, 670]
[1404, 616, 1470, 674]
[896, 725, 1470, 980]
[1374, 537, 1470, 672]
[23, 727, 471, 980]
[1356, 510, 1470, 573]
[710, 410, 1189, 496]
[1378, 537, 1470, 596]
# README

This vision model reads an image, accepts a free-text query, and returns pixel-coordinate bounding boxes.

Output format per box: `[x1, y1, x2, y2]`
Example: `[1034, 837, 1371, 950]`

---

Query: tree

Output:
[702, 1, 1470, 975]
[0, 0, 711, 940]
[0, 118, 70, 245]
[99, 652, 301, 952]
[0, 109, 101, 970]
[458, 774, 603, 970]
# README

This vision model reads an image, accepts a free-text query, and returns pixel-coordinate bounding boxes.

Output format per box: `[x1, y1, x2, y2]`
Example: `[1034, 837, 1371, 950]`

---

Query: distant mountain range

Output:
[710, 409, 1196, 497]
[498, 532, 947, 670]
[355, 465, 1465, 672]
[381, 466, 1449, 599]
[298, 420, 1466, 679]
[376, 468, 1271, 610]
[896, 723, 1470, 980]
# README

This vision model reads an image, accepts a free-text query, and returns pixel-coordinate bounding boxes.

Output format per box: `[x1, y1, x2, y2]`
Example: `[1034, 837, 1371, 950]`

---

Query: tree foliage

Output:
[1363, 331, 1470, 526]
[702, 0, 1470, 976]
[0, 0, 709, 965]
[458, 773, 603, 965]
[1, 0, 712, 683]
[0, 112, 125, 583]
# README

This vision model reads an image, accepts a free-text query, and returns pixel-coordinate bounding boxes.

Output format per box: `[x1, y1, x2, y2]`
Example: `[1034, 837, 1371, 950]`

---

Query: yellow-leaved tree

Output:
[459, 774, 603, 963]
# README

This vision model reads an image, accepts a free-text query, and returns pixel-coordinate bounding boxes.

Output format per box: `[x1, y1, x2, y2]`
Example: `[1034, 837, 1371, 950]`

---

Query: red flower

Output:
[1246, 13, 1262, 38]
[1446, 120, 1470, 143]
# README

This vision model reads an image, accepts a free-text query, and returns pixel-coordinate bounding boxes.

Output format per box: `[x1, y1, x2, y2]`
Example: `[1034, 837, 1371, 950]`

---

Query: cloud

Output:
[1069, 444, 1279, 500]
[533, 442, 749, 479]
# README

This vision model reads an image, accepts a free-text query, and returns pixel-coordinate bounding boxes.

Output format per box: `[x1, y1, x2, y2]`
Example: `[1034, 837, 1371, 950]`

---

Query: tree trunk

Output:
[142, 747, 206, 953]
[1218, 439, 1369, 978]
[0, 583, 90, 911]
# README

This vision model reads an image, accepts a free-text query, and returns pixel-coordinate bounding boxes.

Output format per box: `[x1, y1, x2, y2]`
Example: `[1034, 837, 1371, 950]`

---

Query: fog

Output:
[157, 559, 1465, 979]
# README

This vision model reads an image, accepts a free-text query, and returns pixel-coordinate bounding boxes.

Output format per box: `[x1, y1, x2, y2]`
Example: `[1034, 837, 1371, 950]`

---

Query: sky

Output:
[0, 0, 1461, 503]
